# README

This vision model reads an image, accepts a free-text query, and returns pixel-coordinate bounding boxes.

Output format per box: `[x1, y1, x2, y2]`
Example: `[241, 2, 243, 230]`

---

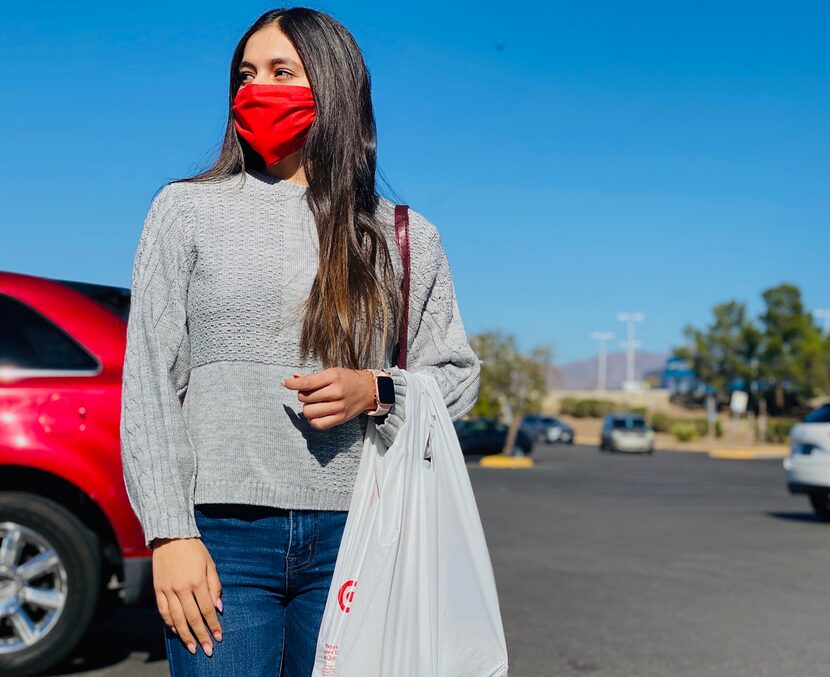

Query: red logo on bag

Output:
[338, 579, 357, 613]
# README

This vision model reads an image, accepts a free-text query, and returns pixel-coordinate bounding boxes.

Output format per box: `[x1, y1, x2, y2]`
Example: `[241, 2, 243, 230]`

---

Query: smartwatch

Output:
[364, 368, 395, 416]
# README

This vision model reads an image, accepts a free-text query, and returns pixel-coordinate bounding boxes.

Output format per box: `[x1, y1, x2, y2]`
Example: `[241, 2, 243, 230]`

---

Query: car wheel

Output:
[0, 492, 102, 677]
[809, 491, 830, 521]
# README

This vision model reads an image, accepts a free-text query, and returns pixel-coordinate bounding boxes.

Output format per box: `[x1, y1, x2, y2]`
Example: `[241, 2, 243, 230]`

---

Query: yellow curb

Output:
[707, 448, 789, 460]
[479, 455, 535, 468]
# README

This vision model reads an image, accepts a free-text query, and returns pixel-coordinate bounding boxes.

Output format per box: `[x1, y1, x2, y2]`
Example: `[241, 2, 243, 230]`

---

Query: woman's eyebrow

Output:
[238, 57, 302, 71]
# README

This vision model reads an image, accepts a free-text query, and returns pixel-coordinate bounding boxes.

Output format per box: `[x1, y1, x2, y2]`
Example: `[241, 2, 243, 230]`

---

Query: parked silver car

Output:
[600, 413, 654, 454]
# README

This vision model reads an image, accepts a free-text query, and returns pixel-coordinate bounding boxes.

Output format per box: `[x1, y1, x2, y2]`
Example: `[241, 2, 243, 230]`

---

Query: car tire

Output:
[0, 492, 103, 677]
[809, 491, 830, 521]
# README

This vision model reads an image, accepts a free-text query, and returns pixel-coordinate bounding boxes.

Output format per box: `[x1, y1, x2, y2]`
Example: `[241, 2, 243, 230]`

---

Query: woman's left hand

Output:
[282, 368, 376, 430]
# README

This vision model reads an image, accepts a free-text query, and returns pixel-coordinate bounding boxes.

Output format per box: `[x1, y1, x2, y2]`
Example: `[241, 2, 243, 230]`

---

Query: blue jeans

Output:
[164, 504, 349, 676]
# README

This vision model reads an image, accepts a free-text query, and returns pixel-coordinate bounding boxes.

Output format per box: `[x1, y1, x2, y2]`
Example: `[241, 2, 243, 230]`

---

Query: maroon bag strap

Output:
[394, 204, 411, 369]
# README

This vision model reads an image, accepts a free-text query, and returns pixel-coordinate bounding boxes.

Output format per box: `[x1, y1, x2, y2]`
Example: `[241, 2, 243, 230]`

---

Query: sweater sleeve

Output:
[371, 214, 481, 450]
[120, 183, 200, 550]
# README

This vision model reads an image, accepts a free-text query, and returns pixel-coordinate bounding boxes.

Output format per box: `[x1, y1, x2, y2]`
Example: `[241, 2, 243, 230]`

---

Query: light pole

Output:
[591, 332, 615, 392]
[618, 312, 645, 391]
[814, 309, 830, 335]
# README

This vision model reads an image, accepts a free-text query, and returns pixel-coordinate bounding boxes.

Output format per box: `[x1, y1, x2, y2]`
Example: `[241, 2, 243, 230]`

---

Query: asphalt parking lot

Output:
[47, 443, 830, 677]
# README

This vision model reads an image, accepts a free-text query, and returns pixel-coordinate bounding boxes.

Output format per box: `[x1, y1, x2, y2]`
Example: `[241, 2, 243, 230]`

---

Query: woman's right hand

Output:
[152, 537, 223, 656]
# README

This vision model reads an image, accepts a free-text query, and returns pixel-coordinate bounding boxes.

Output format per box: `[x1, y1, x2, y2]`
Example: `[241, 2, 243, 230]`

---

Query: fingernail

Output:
[214, 629, 223, 642]
[172, 627, 178, 635]
[216, 598, 223, 613]
[280, 378, 287, 386]
[187, 642, 197, 654]
[202, 642, 213, 657]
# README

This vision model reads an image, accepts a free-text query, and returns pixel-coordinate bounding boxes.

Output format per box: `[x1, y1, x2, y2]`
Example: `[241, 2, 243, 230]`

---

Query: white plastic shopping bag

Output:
[312, 370, 509, 677]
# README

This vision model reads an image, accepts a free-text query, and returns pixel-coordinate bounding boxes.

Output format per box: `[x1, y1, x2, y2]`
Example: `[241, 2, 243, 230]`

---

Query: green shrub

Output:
[650, 412, 672, 433]
[628, 406, 648, 417]
[765, 418, 797, 444]
[571, 399, 616, 418]
[670, 422, 699, 442]
[653, 413, 724, 438]
[558, 397, 577, 416]
[691, 418, 710, 438]
[571, 400, 594, 418]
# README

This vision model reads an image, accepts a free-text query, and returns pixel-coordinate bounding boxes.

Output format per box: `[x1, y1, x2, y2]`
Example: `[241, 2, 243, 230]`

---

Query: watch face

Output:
[376, 375, 395, 405]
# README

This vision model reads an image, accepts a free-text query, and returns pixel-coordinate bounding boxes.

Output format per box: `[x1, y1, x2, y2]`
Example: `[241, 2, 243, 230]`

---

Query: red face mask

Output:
[232, 83, 316, 166]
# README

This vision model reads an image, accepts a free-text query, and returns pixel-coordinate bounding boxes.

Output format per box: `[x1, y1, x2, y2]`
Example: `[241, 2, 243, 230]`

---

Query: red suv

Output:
[0, 270, 151, 677]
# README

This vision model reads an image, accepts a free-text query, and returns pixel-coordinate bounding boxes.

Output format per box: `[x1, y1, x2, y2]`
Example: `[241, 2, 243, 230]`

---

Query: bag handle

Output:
[394, 204, 411, 369]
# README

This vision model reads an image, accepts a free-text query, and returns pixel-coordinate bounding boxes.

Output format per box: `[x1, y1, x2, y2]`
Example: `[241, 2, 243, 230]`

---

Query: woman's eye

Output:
[275, 69, 292, 78]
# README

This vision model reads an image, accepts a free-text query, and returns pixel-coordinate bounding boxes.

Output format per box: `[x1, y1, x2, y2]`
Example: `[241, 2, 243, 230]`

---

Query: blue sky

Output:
[1, 1, 827, 363]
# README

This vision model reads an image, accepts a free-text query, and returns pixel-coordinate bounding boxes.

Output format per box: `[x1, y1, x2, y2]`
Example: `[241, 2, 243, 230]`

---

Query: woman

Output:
[120, 6, 480, 676]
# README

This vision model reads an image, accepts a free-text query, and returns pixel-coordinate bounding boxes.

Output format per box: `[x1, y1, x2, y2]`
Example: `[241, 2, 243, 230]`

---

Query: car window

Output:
[0, 294, 98, 371]
[612, 417, 647, 430]
[804, 405, 830, 424]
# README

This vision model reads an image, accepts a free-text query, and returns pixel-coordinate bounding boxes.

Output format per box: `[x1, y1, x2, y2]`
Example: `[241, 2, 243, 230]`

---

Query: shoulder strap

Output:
[394, 204, 411, 369]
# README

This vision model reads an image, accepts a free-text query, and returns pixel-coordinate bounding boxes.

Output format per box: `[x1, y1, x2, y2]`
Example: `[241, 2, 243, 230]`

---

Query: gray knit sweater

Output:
[119, 169, 481, 549]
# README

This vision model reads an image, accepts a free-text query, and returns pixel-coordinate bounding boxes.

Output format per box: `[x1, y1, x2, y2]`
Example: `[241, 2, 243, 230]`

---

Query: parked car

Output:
[783, 403, 830, 519]
[600, 413, 654, 454]
[0, 270, 151, 677]
[520, 414, 574, 444]
[520, 414, 547, 443]
[455, 418, 534, 457]
[539, 416, 574, 444]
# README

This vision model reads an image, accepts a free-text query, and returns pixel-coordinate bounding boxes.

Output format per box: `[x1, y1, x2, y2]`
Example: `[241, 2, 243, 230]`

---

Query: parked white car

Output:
[599, 413, 655, 454]
[783, 403, 830, 519]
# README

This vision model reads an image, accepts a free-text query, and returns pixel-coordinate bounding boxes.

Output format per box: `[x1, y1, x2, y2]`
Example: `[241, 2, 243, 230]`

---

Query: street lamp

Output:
[618, 312, 645, 391]
[591, 332, 615, 392]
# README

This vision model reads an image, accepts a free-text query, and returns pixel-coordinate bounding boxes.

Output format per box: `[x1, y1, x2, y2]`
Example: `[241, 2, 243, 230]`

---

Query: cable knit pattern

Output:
[119, 169, 480, 549]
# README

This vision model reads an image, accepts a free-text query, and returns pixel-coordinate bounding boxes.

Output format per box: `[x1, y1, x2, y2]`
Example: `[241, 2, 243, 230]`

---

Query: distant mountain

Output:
[550, 351, 669, 390]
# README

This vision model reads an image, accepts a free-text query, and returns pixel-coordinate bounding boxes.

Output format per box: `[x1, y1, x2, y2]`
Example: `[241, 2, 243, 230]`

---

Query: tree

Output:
[757, 284, 830, 411]
[470, 330, 553, 455]
[674, 301, 761, 405]
[673, 283, 830, 415]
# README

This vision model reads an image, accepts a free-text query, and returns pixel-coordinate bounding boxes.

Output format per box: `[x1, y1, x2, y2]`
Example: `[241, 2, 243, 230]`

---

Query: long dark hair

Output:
[176, 7, 402, 371]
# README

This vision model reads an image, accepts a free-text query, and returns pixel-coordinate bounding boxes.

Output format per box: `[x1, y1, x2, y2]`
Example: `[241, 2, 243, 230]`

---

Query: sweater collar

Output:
[244, 168, 309, 197]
